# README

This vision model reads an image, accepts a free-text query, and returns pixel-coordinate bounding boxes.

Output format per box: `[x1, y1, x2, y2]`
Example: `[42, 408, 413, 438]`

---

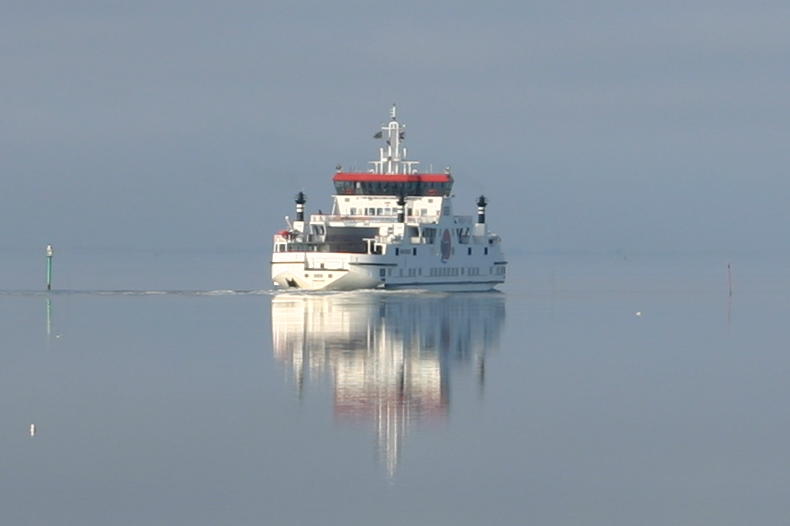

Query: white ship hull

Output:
[272, 251, 506, 291]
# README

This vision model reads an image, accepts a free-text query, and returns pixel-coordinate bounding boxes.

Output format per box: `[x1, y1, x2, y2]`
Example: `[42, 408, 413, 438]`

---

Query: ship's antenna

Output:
[370, 105, 419, 175]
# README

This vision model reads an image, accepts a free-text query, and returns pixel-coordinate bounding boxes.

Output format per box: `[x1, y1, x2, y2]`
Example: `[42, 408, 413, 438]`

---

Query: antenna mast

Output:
[371, 104, 420, 175]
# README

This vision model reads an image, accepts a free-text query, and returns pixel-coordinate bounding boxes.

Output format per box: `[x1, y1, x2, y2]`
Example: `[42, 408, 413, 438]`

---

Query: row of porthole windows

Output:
[306, 267, 500, 281]
[430, 267, 461, 277]
[379, 266, 501, 279]
[343, 198, 437, 204]
[349, 207, 432, 216]
[276, 243, 319, 252]
[421, 267, 485, 277]
[392, 247, 489, 256]
[380, 268, 421, 278]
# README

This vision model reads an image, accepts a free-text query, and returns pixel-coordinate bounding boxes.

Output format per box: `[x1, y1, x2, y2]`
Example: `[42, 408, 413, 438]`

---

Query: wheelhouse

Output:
[333, 172, 453, 197]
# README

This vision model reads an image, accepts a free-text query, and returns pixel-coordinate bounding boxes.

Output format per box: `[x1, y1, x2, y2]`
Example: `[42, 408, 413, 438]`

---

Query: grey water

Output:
[2, 249, 790, 525]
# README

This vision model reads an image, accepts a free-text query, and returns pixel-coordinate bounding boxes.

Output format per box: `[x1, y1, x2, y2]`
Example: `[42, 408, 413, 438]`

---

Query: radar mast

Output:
[370, 104, 420, 175]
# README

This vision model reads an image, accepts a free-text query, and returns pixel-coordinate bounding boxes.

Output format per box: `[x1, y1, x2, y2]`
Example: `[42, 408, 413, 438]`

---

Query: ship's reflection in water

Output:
[271, 292, 505, 477]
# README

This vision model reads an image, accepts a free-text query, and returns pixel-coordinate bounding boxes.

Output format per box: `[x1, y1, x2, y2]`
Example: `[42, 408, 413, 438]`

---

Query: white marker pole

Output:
[46, 244, 54, 291]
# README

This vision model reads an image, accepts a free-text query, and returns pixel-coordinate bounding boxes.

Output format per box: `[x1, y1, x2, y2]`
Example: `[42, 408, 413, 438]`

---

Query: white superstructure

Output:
[271, 106, 506, 291]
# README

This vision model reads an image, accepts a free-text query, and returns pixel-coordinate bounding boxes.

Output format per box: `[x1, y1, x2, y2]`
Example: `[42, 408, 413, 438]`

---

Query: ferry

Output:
[271, 106, 507, 291]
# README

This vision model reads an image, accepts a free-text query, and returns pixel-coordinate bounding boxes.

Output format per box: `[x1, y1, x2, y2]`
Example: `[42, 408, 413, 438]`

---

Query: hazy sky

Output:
[2, 0, 789, 253]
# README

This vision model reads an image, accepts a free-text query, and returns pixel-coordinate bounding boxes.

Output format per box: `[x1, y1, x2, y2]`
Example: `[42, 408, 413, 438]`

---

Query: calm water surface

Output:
[1, 250, 790, 525]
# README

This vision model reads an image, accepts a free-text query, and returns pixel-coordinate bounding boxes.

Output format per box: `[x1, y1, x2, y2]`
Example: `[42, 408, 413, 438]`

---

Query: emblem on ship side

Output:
[441, 229, 452, 262]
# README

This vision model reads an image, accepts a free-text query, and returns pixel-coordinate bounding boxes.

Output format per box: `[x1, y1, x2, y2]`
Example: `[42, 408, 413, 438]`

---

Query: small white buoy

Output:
[30, 424, 36, 437]
[635, 311, 642, 317]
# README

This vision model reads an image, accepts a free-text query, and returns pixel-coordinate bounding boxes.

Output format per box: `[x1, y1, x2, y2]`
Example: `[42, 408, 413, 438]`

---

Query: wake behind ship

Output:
[271, 106, 506, 291]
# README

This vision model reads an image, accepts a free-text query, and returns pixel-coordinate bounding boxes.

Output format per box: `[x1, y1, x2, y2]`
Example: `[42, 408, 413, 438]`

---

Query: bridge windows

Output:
[333, 180, 453, 196]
